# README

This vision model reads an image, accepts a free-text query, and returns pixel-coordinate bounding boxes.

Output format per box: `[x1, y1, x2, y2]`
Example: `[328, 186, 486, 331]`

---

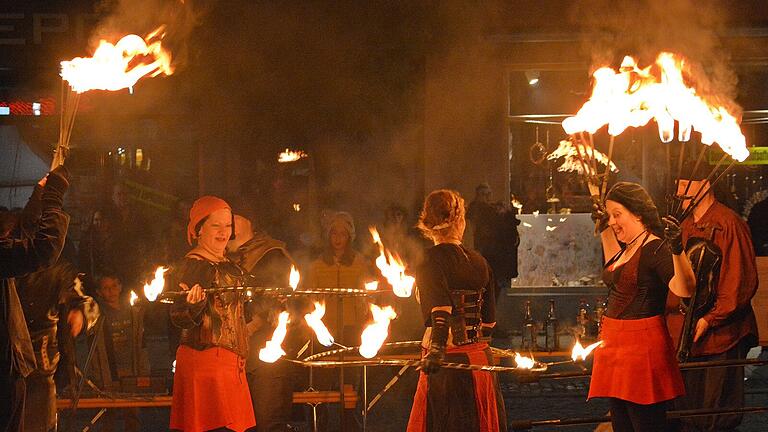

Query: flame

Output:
[369, 227, 415, 298]
[278, 149, 308, 163]
[259, 311, 290, 363]
[60, 26, 173, 93]
[547, 139, 619, 176]
[514, 352, 536, 369]
[571, 340, 603, 361]
[292, 203, 301, 212]
[304, 302, 335, 347]
[562, 52, 749, 162]
[289, 265, 300, 290]
[359, 304, 397, 358]
[364, 280, 379, 291]
[143, 266, 168, 302]
[129, 290, 139, 306]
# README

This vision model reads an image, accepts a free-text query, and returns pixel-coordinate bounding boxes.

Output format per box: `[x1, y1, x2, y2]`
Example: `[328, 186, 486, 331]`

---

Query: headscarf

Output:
[605, 182, 663, 236]
[187, 195, 232, 245]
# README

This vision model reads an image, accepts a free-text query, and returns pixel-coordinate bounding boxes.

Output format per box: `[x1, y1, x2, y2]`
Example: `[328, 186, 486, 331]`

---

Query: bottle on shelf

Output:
[576, 298, 590, 341]
[544, 299, 559, 351]
[521, 300, 537, 351]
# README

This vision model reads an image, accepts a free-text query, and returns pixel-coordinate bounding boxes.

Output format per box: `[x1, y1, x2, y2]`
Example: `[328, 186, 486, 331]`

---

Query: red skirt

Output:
[170, 345, 256, 432]
[588, 315, 685, 405]
[407, 343, 506, 432]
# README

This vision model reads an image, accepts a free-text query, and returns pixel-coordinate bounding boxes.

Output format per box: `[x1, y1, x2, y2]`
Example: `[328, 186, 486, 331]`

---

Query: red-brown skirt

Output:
[407, 342, 506, 432]
[588, 315, 685, 405]
[170, 345, 256, 432]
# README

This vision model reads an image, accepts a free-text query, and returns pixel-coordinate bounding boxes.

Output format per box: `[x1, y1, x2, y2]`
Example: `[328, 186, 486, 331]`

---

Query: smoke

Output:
[89, 0, 210, 71]
[572, 0, 740, 115]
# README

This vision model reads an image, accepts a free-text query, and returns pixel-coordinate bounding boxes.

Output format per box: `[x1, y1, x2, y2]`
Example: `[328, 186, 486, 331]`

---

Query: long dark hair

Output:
[605, 182, 664, 237]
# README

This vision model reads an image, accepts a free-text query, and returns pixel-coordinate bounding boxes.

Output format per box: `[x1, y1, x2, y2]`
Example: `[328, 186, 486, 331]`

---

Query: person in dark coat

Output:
[0, 165, 70, 432]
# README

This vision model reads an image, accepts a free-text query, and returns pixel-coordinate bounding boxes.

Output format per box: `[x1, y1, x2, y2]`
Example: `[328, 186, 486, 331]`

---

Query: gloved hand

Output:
[42, 165, 70, 209]
[421, 309, 450, 374]
[591, 202, 609, 233]
[662, 215, 683, 255]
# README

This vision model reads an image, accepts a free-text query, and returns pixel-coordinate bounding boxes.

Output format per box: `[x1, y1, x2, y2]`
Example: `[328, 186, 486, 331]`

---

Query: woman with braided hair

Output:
[589, 182, 696, 432]
[407, 189, 506, 432]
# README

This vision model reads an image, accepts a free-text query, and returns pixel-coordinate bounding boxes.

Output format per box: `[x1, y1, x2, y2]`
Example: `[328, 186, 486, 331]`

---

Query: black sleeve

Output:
[416, 251, 453, 323]
[0, 206, 69, 279]
[649, 240, 675, 286]
[481, 263, 497, 324]
[169, 259, 211, 329]
[19, 185, 44, 238]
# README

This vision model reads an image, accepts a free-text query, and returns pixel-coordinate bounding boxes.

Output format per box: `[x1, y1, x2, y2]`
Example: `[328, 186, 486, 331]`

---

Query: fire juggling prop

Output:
[55, 26, 174, 169]
[304, 302, 335, 347]
[289, 265, 300, 290]
[563, 52, 750, 220]
[359, 305, 397, 359]
[571, 340, 603, 362]
[278, 149, 308, 163]
[369, 227, 415, 298]
[259, 311, 291, 363]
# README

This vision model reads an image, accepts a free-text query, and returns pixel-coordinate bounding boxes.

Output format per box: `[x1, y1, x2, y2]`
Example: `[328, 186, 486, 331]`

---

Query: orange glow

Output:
[143, 266, 168, 302]
[304, 302, 334, 347]
[60, 26, 173, 93]
[369, 227, 415, 298]
[259, 311, 290, 363]
[289, 265, 300, 290]
[278, 149, 308, 163]
[571, 340, 603, 361]
[514, 352, 536, 369]
[358, 304, 397, 358]
[562, 52, 749, 162]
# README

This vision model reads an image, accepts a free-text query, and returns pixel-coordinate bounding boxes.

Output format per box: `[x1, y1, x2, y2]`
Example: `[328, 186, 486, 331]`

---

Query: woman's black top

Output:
[416, 243, 496, 327]
[603, 238, 675, 319]
[169, 256, 250, 357]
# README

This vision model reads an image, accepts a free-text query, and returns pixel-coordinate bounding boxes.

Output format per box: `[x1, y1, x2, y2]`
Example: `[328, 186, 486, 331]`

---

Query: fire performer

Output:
[590, 182, 696, 432]
[169, 196, 255, 432]
[407, 189, 506, 432]
[665, 174, 759, 432]
[227, 214, 299, 432]
[0, 165, 70, 432]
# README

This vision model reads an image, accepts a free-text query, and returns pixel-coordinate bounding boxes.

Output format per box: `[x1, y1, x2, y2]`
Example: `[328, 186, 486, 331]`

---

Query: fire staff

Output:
[590, 182, 696, 432]
[169, 196, 255, 432]
[665, 175, 759, 432]
[407, 189, 506, 432]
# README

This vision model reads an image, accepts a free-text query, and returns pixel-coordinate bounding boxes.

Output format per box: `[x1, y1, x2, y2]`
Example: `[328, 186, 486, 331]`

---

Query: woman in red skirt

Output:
[407, 190, 506, 432]
[169, 196, 256, 432]
[590, 182, 696, 432]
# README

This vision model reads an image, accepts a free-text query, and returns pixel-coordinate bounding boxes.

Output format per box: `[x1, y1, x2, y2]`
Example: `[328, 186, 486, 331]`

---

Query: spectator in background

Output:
[90, 274, 148, 432]
[466, 183, 520, 294]
[304, 211, 372, 345]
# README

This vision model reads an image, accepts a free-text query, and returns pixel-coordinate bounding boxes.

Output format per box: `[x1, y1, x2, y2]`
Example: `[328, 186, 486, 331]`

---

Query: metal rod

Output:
[679, 159, 737, 222]
[672, 144, 707, 219]
[367, 364, 411, 411]
[510, 406, 768, 430]
[600, 134, 615, 200]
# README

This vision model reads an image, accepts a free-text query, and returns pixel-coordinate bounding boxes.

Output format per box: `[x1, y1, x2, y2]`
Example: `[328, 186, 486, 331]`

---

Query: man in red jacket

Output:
[666, 175, 759, 432]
